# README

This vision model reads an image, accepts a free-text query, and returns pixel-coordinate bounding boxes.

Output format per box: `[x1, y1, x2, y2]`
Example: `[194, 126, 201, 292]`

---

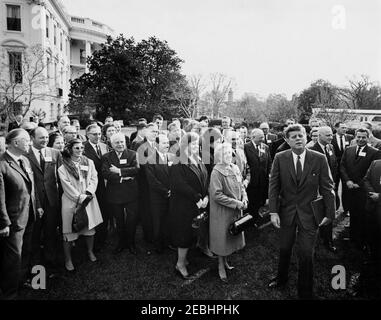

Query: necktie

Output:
[18, 159, 28, 177]
[96, 144, 102, 158]
[296, 155, 302, 185]
[340, 136, 344, 152]
[264, 135, 267, 145]
[356, 147, 361, 159]
[39, 150, 45, 172]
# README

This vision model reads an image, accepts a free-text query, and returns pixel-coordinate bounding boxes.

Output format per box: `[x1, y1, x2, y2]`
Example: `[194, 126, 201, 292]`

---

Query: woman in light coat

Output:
[209, 143, 248, 282]
[58, 139, 103, 271]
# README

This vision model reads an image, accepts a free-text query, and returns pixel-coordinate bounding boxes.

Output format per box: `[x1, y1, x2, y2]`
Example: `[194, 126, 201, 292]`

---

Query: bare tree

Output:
[338, 75, 373, 109]
[188, 74, 206, 118]
[206, 73, 233, 118]
[0, 44, 54, 131]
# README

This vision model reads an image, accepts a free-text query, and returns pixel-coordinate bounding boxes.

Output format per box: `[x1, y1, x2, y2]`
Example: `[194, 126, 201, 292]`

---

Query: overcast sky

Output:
[63, 0, 381, 100]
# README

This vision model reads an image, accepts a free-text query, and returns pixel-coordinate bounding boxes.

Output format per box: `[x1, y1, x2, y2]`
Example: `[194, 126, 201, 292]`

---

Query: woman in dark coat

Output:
[169, 132, 209, 279]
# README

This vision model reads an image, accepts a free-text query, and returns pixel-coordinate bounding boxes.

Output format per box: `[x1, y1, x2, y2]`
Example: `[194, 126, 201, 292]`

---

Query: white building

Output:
[0, 0, 114, 124]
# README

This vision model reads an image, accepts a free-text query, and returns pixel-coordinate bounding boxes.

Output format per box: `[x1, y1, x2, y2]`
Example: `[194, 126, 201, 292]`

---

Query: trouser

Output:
[276, 215, 318, 299]
[340, 180, 350, 213]
[150, 198, 170, 250]
[94, 190, 109, 248]
[31, 201, 60, 268]
[110, 201, 138, 248]
[0, 227, 25, 300]
[138, 170, 153, 243]
[247, 186, 267, 222]
[347, 188, 367, 247]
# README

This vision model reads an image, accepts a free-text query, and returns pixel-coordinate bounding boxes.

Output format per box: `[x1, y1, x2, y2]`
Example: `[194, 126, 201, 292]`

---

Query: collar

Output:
[318, 141, 327, 152]
[32, 146, 45, 156]
[6, 150, 22, 162]
[292, 149, 306, 161]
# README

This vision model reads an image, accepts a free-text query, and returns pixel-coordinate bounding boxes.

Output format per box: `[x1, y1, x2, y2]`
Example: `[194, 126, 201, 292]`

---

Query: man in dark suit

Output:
[259, 122, 277, 147]
[25, 127, 62, 275]
[0, 129, 41, 299]
[340, 128, 381, 249]
[270, 124, 289, 160]
[244, 128, 272, 223]
[7, 114, 23, 132]
[310, 126, 339, 253]
[83, 124, 109, 251]
[102, 132, 140, 255]
[268, 124, 335, 299]
[145, 134, 172, 253]
[130, 123, 147, 151]
[130, 119, 147, 147]
[135, 123, 158, 249]
[331, 122, 353, 213]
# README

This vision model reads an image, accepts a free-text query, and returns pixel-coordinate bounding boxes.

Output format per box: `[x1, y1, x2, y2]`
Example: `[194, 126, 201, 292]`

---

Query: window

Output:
[80, 49, 86, 64]
[54, 62, 57, 86]
[6, 5, 21, 31]
[46, 15, 49, 38]
[54, 25, 57, 45]
[46, 56, 51, 84]
[60, 33, 62, 51]
[50, 103, 54, 120]
[9, 52, 22, 83]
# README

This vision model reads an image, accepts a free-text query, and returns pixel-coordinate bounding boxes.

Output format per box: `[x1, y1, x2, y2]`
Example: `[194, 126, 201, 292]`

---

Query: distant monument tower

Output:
[228, 88, 233, 105]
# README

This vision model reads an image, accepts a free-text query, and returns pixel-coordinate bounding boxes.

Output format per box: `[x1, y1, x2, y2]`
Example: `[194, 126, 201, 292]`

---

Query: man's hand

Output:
[265, 198, 269, 206]
[167, 190, 171, 198]
[196, 199, 203, 209]
[37, 208, 44, 218]
[242, 200, 248, 211]
[110, 165, 121, 175]
[236, 201, 244, 210]
[0, 226, 10, 237]
[352, 183, 360, 189]
[201, 196, 209, 208]
[369, 192, 380, 201]
[270, 213, 280, 228]
[346, 180, 354, 189]
[243, 180, 249, 188]
[319, 217, 331, 227]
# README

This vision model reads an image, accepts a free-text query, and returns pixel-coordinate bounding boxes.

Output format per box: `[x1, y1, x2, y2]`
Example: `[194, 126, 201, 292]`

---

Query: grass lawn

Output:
[18, 214, 376, 300]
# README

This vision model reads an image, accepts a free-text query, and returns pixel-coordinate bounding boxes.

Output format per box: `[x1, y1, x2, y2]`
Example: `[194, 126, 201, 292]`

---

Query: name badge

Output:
[168, 161, 173, 167]
[359, 152, 366, 157]
[345, 141, 349, 145]
[45, 156, 52, 162]
[120, 159, 127, 164]
[329, 151, 333, 156]
[267, 140, 272, 143]
[80, 165, 89, 171]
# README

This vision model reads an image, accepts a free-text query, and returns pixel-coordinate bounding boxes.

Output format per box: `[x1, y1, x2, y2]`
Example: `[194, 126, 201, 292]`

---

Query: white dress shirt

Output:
[32, 146, 45, 165]
[292, 150, 306, 171]
[335, 134, 346, 151]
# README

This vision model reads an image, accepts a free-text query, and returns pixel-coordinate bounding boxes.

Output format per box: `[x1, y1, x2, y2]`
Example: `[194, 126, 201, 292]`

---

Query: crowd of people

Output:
[0, 113, 380, 300]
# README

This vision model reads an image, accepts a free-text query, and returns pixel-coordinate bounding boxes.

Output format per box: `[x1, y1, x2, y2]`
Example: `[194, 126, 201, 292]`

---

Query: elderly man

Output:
[25, 127, 62, 276]
[102, 132, 140, 255]
[54, 115, 70, 136]
[310, 126, 339, 253]
[0, 129, 41, 299]
[221, 116, 232, 131]
[113, 120, 130, 149]
[244, 128, 272, 223]
[84, 124, 109, 251]
[268, 124, 335, 299]
[341, 128, 381, 249]
[153, 114, 164, 131]
[259, 122, 277, 146]
[70, 119, 86, 142]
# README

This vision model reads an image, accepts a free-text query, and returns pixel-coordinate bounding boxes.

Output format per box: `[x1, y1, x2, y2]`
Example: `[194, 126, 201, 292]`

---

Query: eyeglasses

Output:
[89, 133, 101, 136]
[66, 132, 77, 134]
[73, 146, 84, 150]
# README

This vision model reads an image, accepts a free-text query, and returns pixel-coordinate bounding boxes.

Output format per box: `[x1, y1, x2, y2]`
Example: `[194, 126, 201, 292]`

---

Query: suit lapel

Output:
[299, 150, 312, 186]
[286, 151, 297, 186]
[5, 153, 30, 183]
[28, 149, 43, 174]
[85, 142, 98, 160]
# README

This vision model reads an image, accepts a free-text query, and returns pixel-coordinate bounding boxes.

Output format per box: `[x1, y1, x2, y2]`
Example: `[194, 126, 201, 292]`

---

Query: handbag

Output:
[72, 196, 90, 233]
[228, 212, 253, 236]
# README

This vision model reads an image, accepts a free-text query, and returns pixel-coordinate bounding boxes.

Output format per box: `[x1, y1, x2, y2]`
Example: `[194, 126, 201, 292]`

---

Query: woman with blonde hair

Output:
[209, 142, 247, 282]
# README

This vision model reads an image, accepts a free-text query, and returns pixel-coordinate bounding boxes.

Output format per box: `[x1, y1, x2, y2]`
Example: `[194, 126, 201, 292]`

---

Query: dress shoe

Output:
[128, 245, 137, 255]
[174, 265, 191, 280]
[64, 263, 75, 273]
[324, 243, 337, 253]
[268, 277, 287, 289]
[219, 275, 228, 283]
[113, 246, 125, 254]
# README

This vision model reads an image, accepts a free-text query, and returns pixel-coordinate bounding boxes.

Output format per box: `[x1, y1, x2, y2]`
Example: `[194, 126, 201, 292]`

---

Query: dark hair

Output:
[361, 121, 372, 131]
[285, 124, 306, 138]
[153, 114, 163, 122]
[334, 122, 343, 128]
[86, 123, 101, 134]
[102, 123, 116, 137]
[136, 123, 147, 131]
[5, 128, 27, 145]
[62, 138, 83, 158]
[138, 118, 147, 123]
[47, 132, 63, 148]
[199, 115, 209, 122]
[355, 128, 370, 137]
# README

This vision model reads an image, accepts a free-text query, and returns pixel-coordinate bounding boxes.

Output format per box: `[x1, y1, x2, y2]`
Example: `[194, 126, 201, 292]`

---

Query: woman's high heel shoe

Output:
[225, 262, 235, 270]
[174, 265, 191, 280]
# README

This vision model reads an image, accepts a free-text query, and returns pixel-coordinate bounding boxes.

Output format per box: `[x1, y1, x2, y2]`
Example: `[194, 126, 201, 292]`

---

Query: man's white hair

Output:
[110, 132, 126, 145]
[251, 128, 264, 136]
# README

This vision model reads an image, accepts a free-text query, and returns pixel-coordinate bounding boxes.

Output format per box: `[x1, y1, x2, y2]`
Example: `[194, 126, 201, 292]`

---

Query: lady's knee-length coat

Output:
[209, 163, 247, 256]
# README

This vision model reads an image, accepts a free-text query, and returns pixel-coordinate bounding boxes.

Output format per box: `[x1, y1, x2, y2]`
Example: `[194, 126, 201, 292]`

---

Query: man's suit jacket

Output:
[131, 135, 144, 151]
[269, 149, 335, 229]
[25, 147, 62, 208]
[340, 144, 381, 186]
[134, 139, 156, 166]
[332, 134, 353, 163]
[310, 142, 339, 184]
[363, 159, 381, 212]
[83, 141, 108, 196]
[270, 137, 284, 160]
[244, 142, 272, 193]
[0, 153, 38, 231]
[145, 151, 174, 202]
[102, 149, 139, 204]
